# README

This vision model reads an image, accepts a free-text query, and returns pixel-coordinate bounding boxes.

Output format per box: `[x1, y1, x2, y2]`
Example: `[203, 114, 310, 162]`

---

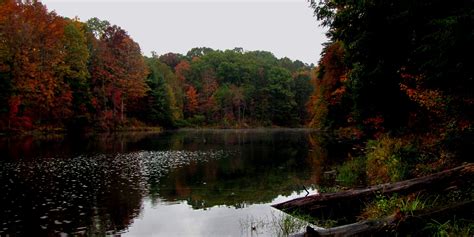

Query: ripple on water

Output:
[0, 150, 231, 236]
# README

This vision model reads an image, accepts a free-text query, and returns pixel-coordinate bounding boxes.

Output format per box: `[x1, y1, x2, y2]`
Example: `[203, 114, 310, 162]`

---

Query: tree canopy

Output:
[306, 0, 473, 159]
[0, 0, 314, 131]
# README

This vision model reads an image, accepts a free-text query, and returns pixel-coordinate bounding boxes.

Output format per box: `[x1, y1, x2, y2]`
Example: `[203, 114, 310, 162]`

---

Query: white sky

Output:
[41, 0, 327, 65]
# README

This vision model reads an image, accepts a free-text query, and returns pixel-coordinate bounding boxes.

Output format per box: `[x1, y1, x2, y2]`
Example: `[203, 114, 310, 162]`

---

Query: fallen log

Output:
[397, 200, 474, 235]
[293, 200, 474, 237]
[273, 163, 473, 218]
[303, 215, 397, 237]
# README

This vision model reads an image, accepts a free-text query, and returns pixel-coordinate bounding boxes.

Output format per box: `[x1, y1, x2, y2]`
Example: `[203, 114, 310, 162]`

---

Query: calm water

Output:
[0, 129, 345, 236]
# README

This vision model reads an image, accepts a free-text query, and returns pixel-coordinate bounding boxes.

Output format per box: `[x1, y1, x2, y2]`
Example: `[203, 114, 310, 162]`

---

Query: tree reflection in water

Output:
[0, 129, 349, 236]
[0, 154, 144, 236]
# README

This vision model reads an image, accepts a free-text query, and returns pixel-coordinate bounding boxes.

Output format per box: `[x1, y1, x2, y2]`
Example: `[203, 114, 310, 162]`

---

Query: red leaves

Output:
[8, 96, 21, 119]
[175, 60, 190, 82]
[307, 41, 349, 128]
[0, 2, 149, 131]
[199, 70, 219, 115]
[398, 70, 446, 116]
[87, 24, 148, 125]
[7, 96, 33, 130]
[185, 86, 199, 116]
[0, 1, 70, 126]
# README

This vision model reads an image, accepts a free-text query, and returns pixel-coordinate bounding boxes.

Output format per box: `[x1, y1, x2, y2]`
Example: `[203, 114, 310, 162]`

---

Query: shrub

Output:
[365, 135, 416, 185]
[336, 156, 366, 187]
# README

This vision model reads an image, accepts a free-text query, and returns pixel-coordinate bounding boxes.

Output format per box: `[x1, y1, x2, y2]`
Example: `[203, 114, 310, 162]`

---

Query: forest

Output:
[307, 0, 472, 165]
[1, 0, 471, 162]
[278, 0, 472, 235]
[0, 0, 315, 132]
[0, 0, 473, 235]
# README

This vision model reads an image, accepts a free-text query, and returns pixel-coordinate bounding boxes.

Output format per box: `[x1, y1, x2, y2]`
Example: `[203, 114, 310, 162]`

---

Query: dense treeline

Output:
[303, 1, 473, 234]
[306, 0, 473, 176]
[0, 0, 313, 132]
[0, 0, 149, 131]
[139, 48, 313, 128]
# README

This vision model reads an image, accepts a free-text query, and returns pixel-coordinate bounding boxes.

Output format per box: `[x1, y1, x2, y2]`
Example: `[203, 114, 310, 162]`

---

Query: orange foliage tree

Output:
[0, 0, 72, 129]
[87, 22, 148, 128]
[199, 70, 219, 119]
[184, 86, 199, 117]
[307, 41, 350, 130]
[103, 25, 148, 121]
[175, 60, 190, 83]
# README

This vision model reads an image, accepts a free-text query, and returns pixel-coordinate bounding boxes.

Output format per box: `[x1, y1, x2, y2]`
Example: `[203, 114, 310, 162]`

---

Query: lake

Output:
[0, 129, 348, 236]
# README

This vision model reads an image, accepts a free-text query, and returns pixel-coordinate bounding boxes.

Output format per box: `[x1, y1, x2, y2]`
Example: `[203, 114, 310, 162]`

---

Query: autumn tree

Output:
[158, 52, 183, 70]
[87, 28, 116, 127]
[175, 60, 190, 84]
[311, 0, 412, 129]
[198, 70, 219, 120]
[184, 86, 199, 117]
[307, 41, 350, 130]
[104, 25, 148, 120]
[0, 0, 71, 129]
[87, 20, 148, 128]
[1, 1, 315, 131]
[0, 0, 13, 128]
[176, 48, 314, 127]
[310, 0, 472, 160]
[310, 0, 472, 133]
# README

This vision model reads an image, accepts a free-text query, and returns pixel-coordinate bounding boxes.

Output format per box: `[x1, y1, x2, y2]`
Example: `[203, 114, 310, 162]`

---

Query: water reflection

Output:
[0, 154, 144, 236]
[0, 129, 342, 236]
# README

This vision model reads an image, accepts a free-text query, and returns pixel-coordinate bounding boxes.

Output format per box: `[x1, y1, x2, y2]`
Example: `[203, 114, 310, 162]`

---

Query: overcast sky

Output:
[41, 0, 327, 65]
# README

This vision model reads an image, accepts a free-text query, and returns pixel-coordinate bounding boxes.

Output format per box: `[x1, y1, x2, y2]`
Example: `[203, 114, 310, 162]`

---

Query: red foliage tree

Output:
[87, 24, 148, 127]
[185, 86, 199, 116]
[307, 41, 349, 129]
[0, 0, 71, 129]
[175, 60, 190, 83]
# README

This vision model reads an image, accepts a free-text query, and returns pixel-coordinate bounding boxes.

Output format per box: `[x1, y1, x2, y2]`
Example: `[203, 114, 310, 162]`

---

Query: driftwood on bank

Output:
[295, 215, 397, 237]
[397, 200, 474, 234]
[273, 163, 474, 218]
[293, 200, 474, 237]
[279, 163, 473, 236]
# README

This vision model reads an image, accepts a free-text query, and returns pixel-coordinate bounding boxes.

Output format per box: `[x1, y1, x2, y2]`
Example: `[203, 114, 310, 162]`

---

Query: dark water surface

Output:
[0, 129, 344, 236]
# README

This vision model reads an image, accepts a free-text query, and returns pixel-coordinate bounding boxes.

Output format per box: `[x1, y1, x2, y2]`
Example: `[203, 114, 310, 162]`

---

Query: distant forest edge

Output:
[0, 0, 472, 149]
[0, 0, 315, 133]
